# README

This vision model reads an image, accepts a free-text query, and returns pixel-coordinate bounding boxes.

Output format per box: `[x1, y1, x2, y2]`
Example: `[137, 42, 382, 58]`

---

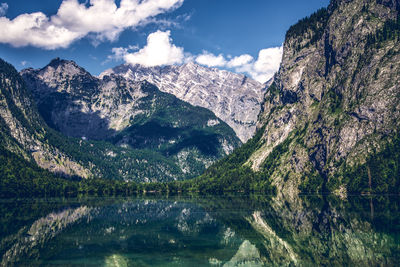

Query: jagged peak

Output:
[43, 58, 88, 77]
[101, 61, 261, 85]
[47, 57, 77, 68]
[182, 61, 199, 68]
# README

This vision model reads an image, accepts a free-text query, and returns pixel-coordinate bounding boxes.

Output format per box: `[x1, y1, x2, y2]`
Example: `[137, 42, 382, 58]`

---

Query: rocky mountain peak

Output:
[183, 61, 197, 68]
[20, 59, 241, 181]
[331, 0, 399, 9]
[43, 58, 87, 77]
[21, 58, 98, 97]
[101, 62, 266, 142]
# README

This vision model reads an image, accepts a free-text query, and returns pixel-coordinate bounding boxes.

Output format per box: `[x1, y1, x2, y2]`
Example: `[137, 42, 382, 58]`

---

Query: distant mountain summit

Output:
[100, 62, 266, 142]
[21, 59, 241, 180]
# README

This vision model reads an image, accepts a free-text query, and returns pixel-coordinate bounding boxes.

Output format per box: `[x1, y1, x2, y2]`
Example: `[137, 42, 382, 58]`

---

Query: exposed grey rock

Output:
[21, 59, 241, 181]
[246, 0, 400, 194]
[0, 59, 91, 178]
[22, 59, 150, 140]
[100, 62, 266, 142]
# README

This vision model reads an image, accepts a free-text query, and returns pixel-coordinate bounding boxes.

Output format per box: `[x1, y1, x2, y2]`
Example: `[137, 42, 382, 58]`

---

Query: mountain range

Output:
[1, 57, 253, 185]
[100, 62, 266, 142]
[0, 0, 399, 196]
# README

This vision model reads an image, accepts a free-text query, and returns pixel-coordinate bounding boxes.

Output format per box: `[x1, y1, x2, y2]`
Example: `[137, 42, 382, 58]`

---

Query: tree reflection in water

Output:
[0, 194, 399, 266]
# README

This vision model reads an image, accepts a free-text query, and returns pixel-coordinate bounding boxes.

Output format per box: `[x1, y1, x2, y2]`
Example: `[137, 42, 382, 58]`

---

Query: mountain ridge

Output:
[100, 61, 266, 142]
[21, 58, 241, 181]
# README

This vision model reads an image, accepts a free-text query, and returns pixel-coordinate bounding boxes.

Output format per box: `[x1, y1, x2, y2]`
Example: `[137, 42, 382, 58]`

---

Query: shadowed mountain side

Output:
[0, 58, 222, 183]
[20, 59, 241, 180]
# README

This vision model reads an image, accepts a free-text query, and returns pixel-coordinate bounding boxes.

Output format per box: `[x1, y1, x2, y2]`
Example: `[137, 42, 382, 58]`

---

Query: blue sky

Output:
[0, 0, 329, 82]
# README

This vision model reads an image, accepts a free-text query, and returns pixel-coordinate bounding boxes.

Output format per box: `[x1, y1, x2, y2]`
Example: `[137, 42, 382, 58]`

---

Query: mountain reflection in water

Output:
[0, 195, 399, 266]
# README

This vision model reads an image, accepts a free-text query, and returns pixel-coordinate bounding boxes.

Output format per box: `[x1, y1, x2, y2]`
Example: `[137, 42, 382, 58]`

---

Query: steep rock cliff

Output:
[251, 0, 400, 194]
[197, 0, 400, 195]
[0, 59, 91, 178]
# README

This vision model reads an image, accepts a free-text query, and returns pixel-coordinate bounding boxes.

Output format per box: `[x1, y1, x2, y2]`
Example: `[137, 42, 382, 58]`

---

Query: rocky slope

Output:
[100, 62, 266, 142]
[0, 58, 193, 182]
[252, 0, 400, 195]
[198, 0, 400, 195]
[0, 59, 91, 178]
[21, 59, 241, 180]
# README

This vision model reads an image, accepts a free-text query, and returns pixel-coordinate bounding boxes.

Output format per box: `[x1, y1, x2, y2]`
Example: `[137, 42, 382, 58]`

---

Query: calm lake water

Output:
[0, 195, 399, 266]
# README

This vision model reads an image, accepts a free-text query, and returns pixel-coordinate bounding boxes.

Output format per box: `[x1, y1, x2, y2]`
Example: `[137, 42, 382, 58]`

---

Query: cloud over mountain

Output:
[195, 52, 227, 67]
[123, 30, 184, 67]
[111, 30, 282, 83]
[0, 0, 183, 49]
[235, 47, 283, 83]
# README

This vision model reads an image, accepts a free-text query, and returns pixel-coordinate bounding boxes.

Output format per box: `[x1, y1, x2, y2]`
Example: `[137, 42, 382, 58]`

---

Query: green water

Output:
[0, 195, 399, 266]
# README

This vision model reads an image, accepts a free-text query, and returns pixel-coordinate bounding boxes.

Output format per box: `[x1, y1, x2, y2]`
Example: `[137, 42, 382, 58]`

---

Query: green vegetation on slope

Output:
[0, 145, 175, 198]
[111, 83, 240, 158]
[0, 146, 74, 198]
[366, 14, 400, 47]
[285, 8, 329, 50]
[43, 128, 184, 182]
[339, 133, 400, 194]
[179, 126, 276, 194]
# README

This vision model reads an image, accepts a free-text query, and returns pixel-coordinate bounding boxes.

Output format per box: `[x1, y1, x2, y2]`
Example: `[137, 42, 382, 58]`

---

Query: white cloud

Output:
[124, 30, 184, 67]
[109, 45, 139, 61]
[251, 47, 283, 82]
[0, 3, 8, 16]
[194, 47, 282, 83]
[0, 0, 184, 49]
[111, 30, 282, 83]
[216, 47, 283, 83]
[195, 51, 226, 67]
[193, 47, 282, 83]
[226, 54, 253, 68]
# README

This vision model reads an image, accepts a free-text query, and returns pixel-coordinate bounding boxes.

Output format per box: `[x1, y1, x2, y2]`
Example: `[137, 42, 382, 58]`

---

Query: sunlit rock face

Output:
[242, 0, 400, 194]
[0, 59, 91, 178]
[100, 62, 266, 142]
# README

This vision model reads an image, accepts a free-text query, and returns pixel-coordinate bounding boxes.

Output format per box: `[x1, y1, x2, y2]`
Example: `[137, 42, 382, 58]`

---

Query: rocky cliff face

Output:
[21, 59, 241, 180]
[100, 62, 266, 142]
[0, 59, 91, 178]
[221, 0, 400, 195]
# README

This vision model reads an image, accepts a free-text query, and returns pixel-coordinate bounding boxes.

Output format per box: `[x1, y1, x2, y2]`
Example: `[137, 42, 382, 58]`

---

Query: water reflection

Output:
[0, 195, 399, 266]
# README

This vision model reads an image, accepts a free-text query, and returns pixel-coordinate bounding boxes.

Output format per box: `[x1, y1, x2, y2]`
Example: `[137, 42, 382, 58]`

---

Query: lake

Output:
[0, 194, 399, 266]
